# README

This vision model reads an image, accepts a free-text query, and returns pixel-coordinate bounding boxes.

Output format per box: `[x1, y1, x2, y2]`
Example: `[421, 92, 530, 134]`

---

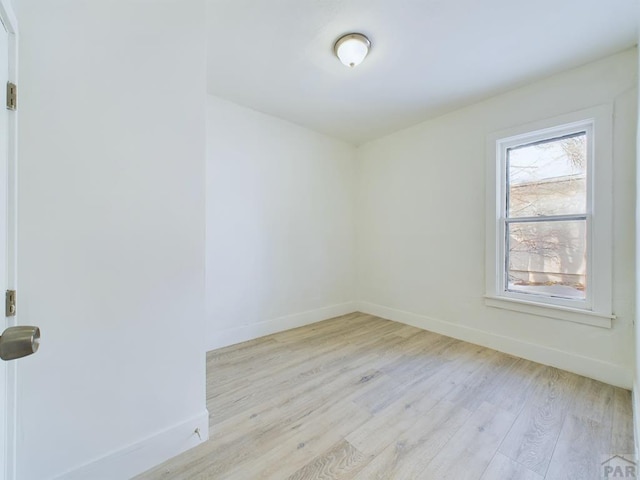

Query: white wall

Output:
[16, 1, 208, 478]
[357, 48, 637, 388]
[206, 96, 356, 350]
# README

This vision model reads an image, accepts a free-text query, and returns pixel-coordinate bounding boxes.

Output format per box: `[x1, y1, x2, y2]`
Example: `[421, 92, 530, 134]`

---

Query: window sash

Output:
[503, 216, 589, 302]
[498, 123, 593, 310]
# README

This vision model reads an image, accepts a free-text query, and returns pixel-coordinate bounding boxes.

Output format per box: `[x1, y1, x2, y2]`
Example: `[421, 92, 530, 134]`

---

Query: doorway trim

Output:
[0, 1, 18, 479]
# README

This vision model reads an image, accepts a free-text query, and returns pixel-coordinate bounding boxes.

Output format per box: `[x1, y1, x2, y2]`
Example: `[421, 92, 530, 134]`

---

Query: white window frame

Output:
[485, 105, 614, 328]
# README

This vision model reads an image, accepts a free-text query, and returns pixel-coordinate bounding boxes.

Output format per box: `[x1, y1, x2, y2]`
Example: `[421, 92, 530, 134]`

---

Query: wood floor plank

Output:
[610, 387, 635, 454]
[346, 346, 508, 457]
[208, 328, 407, 425]
[480, 452, 543, 480]
[570, 375, 615, 426]
[544, 414, 610, 479]
[286, 440, 371, 480]
[498, 367, 581, 476]
[354, 339, 490, 415]
[349, 399, 472, 479]
[391, 324, 422, 338]
[220, 390, 372, 479]
[419, 401, 516, 479]
[444, 348, 519, 412]
[484, 358, 546, 416]
[135, 313, 632, 480]
[346, 387, 451, 457]
[199, 369, 384, 478]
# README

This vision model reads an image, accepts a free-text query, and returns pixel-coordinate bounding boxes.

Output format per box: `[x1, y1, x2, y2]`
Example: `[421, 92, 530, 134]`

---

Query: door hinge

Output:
[6, 290, 16, 317]
[6, 82, 16, 111]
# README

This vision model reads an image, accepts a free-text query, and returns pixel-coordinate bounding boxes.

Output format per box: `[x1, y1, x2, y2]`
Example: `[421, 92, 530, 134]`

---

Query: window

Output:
[505, 128, 589, 305]
[485, 106, 613, 327]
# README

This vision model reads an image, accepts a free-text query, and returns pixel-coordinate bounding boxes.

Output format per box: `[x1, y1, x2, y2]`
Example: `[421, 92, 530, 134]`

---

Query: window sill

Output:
[484, 295, 614, 328]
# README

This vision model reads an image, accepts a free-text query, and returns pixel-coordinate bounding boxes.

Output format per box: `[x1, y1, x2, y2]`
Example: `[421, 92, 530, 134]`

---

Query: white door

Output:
[0, 16, 9, 480]
[0, 1, 20, 476]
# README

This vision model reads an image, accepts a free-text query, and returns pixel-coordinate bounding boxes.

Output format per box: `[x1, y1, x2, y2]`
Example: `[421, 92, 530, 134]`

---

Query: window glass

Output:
[507, 132, 587, 218]
[506, 219, 586, 300]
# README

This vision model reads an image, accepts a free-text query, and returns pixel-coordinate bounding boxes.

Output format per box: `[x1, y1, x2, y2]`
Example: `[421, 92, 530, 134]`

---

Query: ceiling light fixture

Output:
[333, 33, 371, 68]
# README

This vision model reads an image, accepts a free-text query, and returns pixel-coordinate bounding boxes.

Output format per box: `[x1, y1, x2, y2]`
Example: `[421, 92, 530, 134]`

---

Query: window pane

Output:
[506, 219, 586, 300]
[507, 132, 586, 218]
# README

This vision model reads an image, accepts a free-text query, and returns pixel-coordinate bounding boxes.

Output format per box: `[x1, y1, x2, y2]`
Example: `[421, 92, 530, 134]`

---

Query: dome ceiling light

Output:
[333, 33, 371, 68]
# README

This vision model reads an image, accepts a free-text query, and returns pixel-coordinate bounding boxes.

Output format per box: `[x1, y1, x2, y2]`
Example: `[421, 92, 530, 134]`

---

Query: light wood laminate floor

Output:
[136, 313, 634, 479]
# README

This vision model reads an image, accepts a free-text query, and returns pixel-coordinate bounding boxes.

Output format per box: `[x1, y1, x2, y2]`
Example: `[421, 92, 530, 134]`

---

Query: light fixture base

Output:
[333, 33, 371, 68]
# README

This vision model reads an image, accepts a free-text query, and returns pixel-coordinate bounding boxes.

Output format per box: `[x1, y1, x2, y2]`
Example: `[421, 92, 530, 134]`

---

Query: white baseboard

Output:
[358, 301, 632, 389]
[206, 302, 358, 351]
[53, 410, 209, 480]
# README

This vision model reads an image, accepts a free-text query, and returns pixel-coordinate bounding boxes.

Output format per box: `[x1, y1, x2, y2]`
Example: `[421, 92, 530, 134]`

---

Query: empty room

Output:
[1, 0, 640, 479]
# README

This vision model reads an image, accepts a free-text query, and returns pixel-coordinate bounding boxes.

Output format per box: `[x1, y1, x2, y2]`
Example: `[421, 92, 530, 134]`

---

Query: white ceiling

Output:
[206, 0, 638, 145]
